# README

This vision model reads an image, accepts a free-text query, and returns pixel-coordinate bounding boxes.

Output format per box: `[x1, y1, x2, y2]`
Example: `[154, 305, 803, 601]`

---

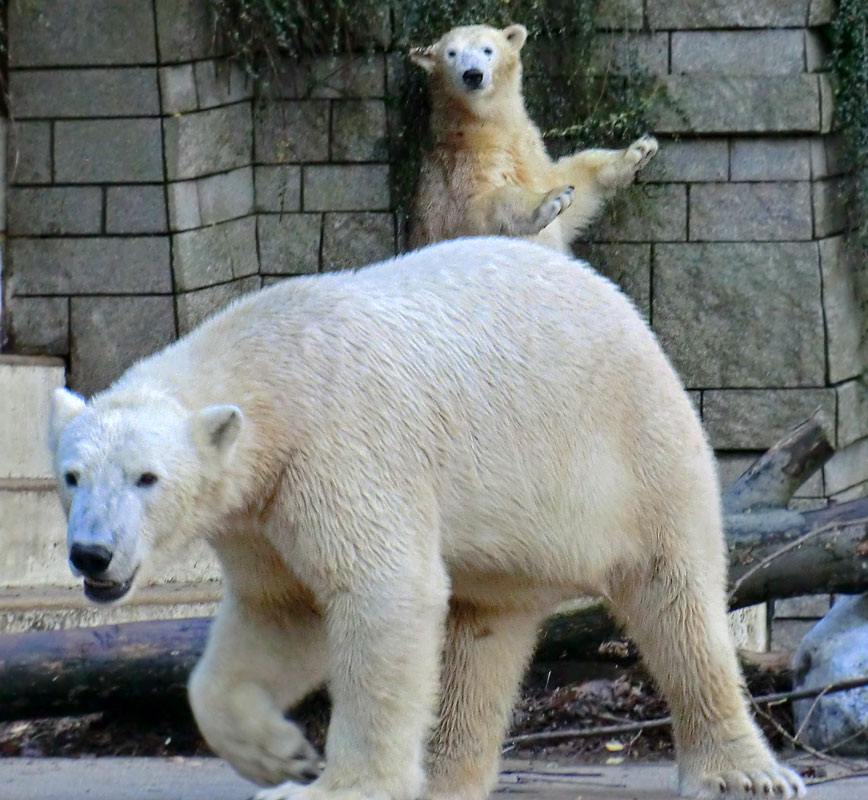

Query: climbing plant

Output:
[207, 0, 659, 218]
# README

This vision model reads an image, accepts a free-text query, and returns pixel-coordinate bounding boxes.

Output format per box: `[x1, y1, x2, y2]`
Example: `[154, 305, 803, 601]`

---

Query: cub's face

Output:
[49, 388, 242, 604]
[410, 24, 527, 102]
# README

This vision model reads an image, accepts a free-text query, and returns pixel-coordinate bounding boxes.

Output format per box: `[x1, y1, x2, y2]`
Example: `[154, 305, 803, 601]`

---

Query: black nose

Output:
[462, 69, 483, 89]
[70, 543, 113, 575]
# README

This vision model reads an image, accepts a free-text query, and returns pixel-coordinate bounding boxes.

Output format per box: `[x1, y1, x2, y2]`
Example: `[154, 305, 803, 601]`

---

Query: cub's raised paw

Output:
[533, 185, 575, 230]
[683, 763, 806, 799]
[625, 135, 658, 170]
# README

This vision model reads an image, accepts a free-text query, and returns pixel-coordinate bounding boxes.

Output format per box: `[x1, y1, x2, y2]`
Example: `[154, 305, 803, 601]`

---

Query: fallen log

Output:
[3, 412, 867, 719]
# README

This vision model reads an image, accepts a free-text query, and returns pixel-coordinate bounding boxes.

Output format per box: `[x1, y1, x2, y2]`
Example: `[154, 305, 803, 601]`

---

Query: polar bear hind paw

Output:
[682, 763, 806, 799]
[533, 185, 575, 230]
[625, 135, 658, 169]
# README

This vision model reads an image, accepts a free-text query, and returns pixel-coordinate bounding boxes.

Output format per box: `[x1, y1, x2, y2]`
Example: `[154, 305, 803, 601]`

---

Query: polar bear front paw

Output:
[624, 135, 658, 170]
[533, 185, 575, 231]
[680, 761, 806, 799]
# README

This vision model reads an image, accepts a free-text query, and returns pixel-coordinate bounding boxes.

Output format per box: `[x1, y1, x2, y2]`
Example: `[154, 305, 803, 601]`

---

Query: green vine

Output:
[829, 0, 868, 245]
[208, 1, 658, 220]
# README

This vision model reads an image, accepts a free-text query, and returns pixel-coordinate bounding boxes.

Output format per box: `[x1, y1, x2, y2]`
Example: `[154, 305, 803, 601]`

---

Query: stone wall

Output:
[1, 0, 866, 637]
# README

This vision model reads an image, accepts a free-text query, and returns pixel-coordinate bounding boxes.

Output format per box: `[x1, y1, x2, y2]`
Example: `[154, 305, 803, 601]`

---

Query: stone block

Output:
[655, 76, 820, 134]
[7, 187, 102, 236]
[653, 243, 825, 388]
[837, 380, 868, 449]
[196, 167, 255, 226]
[257, 214, 322, 275]
[10, 237, 172, 295]
[647, 0, 809, 29]
[309, 55, 386, 98]
[574, 243, 650, 319]
[106, 186, 168, 234]
[331, 101, 389, 162]
[159, 65, 198, 114]
[254, 101, 329, 164]
[819, 74, 834, 133]
[173, 218, 259, 292]
[164, 103, 252, 181]
[254, 166, 302, 213]
[304, 165, 391, 212]
[809, 0, 836, 25]
[594, 184, 687, 243]
[730, 139, 811, 181]
[639, 138, 728, 183]
[672, 31, 805, 76]
[810, 134, 850, 179]
[689, 182, 812, 241]
[7, 121, 51, 185]
[167, 181, 202, 231]
[70, 296, 177, 397]
[805, 31, 828, 72]
[819, 236, 864, 384]
[703, 389, 836, 450]
[322, 214, 395, 271]
[55, 119, 163, 183]
[588, 33, 670, 76]
[771, 618, 816, 651]
[9, 0, 156, 66]
[194, 61, 254, 109]
[0, 490, 70, 587]
[813, 177, 848, 238]
[4, 297, 69, 356]
[154, 0, 216, 63]
[831, 481, 868, 503]
[176, 277, 263, 336]
[824, 438, 868, 496]
[0, 360, 65, 479]
[595, 0, 644, 30]
[9, 68, 159, 118]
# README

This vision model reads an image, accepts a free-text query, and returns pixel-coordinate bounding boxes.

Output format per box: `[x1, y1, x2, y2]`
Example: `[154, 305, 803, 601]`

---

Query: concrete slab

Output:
[0, 757, 864, 800]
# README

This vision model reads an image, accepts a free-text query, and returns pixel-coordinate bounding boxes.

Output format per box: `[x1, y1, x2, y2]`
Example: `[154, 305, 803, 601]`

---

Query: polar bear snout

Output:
[69, 542, 113, 576]
[462, 68, 484, 90]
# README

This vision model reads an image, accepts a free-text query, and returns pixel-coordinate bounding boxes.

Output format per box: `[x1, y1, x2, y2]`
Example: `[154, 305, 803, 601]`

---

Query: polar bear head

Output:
[49, 387, 242, 604]
[410, 23, 528, 114]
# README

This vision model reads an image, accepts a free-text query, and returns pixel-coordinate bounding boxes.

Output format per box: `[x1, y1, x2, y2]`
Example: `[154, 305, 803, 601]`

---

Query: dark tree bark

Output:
[2, 412, 867, 719]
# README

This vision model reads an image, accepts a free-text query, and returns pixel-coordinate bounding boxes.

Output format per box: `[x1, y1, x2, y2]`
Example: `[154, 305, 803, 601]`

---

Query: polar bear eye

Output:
[136, 472, 159, 488]
[64, 472, 78, 488]
[483, 47, 493, 56]
[447, 50, 456, 58]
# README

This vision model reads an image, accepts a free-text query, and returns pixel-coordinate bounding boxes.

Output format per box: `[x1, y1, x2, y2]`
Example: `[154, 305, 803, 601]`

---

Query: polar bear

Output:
[408, 24, 658, 254]
[50, 237, 803, 800]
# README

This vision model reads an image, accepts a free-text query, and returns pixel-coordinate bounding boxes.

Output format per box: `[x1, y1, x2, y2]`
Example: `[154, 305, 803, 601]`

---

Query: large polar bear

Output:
[50, 238, 804, 800]
[409, 24, 658, 253]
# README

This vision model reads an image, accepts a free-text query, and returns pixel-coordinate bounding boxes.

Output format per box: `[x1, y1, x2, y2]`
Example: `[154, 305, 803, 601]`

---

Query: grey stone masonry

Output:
[154, 0, 217, 63]
[194, 62, 254, 110]
[331, 101, 389, 162]
[6, 122, 52, 185]
[55, 119, 164, 183]
[322, 214, 396, 271]
[689, 183, 813, 241]
[640, 139, 729, 183]
[596, 184, 687, 242]
[106, 186, 168, 234]
[304, 166, 391, 212]
[7, 188, 102, 236]
[820, 237, 865, 384]
[586, 34, 670, 77]
[159, 65, 199, 115]
[4, 297, 69, 356]
[164, 104, 252, 181]
[730, 139, 812, 181]
[254, 102, 330, 164]
[9, 69, 160, 119]
[671, 31, 807, 75]
[172, 218, 259, 292]
[176, 277, 263, 336]
[653, 243, 825, 388]
[308, 56, 386, 99]
[257, 215, 322, 275]
[647, 0, 812, 29]
[574, 243, 651, 320]
[838, 379, 868, 449]
[254, 167, 302, 213]
[10, 237, 172, 295]
[9, 0, 157, 66]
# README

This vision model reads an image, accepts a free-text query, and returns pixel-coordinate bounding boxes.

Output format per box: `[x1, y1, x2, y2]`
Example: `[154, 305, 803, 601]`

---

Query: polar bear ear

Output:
[409, 45, 437, 73]
[190, 405, 244, 461]
[49, 388, 87, 448]
[502, 24, 528, 52]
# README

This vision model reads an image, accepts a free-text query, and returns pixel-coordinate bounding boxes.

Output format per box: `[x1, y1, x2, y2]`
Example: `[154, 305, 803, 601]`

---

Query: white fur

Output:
[50, 238, 804, 800]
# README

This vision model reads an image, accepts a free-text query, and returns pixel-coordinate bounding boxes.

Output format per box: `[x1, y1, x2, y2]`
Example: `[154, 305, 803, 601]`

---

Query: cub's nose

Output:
[69, 542, 113, 575]
[462, 69, 484, 89]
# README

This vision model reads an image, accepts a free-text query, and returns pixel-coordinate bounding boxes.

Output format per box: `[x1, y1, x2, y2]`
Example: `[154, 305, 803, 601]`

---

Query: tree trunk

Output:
[2, 412, 866, 719]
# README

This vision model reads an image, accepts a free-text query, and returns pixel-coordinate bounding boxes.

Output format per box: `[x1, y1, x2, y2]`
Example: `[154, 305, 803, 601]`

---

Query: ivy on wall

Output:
[207, 0, 657, 218]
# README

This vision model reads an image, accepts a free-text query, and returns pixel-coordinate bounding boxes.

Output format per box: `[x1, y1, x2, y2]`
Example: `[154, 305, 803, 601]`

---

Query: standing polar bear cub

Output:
[50, 238, 804, 800]
[409, 24, 658, 253]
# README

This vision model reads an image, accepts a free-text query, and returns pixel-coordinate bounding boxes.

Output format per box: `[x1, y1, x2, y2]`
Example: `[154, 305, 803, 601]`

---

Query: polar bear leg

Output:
[424, 603, 543, 800]
[607, 524, 805, 799]
[188, 592, 326, 787]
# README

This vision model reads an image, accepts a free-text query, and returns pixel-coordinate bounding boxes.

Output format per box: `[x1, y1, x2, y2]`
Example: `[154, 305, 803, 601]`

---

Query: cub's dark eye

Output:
[64, 472, 78, 488]
[483, 47, 493, 56]
[136, 472, 159, 488]
[447, 50, 456, 58]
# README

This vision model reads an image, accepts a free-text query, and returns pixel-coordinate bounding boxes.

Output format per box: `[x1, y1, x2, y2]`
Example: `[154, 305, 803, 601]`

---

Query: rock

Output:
[792, 593, 868, 755]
